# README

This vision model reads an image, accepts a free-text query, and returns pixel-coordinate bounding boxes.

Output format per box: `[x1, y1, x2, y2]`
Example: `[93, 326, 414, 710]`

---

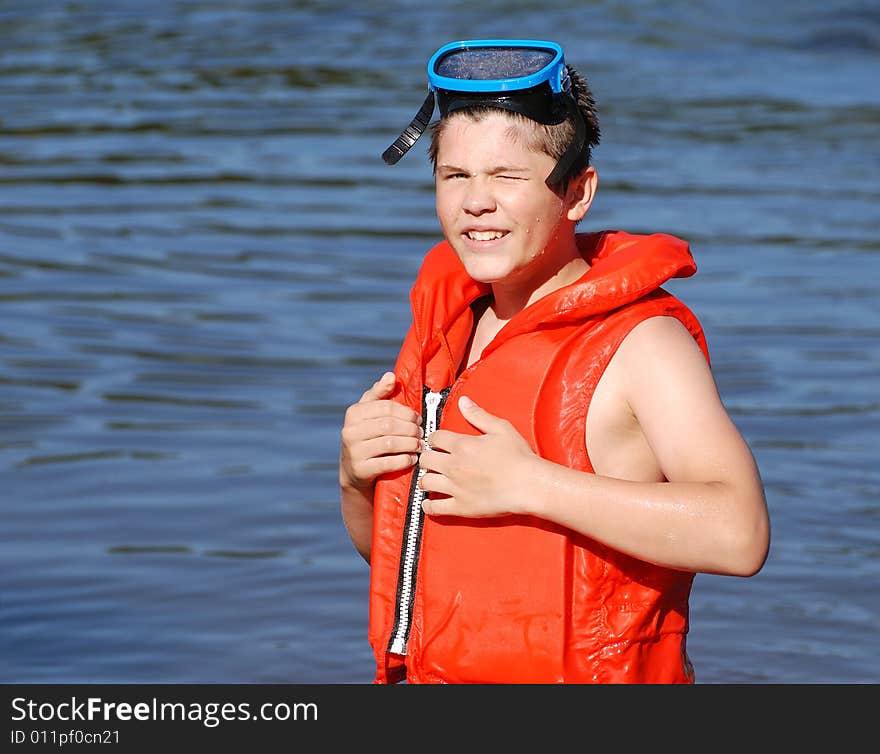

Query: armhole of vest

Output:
[591, 304, 705, 415]
[580, 308, 699, 468]
[581, 316, 641, 463]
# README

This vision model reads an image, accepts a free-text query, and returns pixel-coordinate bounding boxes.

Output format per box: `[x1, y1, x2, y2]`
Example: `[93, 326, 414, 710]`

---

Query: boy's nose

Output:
[463, 179, 497, 215]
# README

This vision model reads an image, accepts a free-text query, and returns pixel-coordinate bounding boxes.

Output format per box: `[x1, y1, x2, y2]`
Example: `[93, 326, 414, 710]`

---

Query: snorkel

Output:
[382, 40, 587, 188]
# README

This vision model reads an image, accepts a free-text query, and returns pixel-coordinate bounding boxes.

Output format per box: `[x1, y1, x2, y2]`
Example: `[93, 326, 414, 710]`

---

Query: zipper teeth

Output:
[388, 388, 445, 656]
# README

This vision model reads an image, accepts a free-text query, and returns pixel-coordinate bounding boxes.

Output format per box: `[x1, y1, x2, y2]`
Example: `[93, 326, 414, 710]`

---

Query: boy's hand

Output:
[418, 396, 538, 517]
[339, 372, 422, 491]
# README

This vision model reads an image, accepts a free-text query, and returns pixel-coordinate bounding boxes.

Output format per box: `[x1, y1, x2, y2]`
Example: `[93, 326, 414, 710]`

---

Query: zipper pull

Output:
[423, 390, 442, 449]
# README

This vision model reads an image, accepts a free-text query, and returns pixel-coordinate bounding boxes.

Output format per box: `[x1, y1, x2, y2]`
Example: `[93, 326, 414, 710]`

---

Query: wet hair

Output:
[428, 64, 601, 189]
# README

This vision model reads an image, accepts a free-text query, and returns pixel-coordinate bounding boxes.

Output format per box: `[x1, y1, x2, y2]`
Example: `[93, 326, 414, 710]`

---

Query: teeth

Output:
[467, 230, 505, 241]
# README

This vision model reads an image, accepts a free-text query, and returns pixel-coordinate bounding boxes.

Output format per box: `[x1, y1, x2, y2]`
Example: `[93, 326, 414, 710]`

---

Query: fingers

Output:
[344, 400, 421, 440]
[347, 374, 420, 425]
[421, 494, 454, 516]
[418, 466, 456, 516]
[418, 469, 453, 496]
[358, 371, 397, 403]
[457, 395, 509, 433]
[355, 452, 421, 482]
[359, 399, 419, 424]
[342, 413, 422, 446]
[341, 427, 421, 488]
[416, 446, 452, 473]
[416, 449, 454, 500]
[358, 432, 423, 459]
[341, 376, 423, 488]
[424, 429, 458, 453]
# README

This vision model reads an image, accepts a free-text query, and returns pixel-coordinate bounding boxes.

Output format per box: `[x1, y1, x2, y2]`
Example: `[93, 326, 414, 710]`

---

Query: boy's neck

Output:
[490, 242, 589, 321]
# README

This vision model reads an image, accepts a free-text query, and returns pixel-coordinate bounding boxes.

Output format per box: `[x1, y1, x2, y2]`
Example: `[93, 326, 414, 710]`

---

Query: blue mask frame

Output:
[382, 39, 586, 187]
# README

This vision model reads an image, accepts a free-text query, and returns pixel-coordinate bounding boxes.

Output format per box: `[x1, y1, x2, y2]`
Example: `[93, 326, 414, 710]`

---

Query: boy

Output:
[340, 40, 769, 683]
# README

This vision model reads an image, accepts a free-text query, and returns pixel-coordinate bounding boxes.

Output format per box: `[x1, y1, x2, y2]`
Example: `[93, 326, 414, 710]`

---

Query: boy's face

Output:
[434, 110, 574, 288]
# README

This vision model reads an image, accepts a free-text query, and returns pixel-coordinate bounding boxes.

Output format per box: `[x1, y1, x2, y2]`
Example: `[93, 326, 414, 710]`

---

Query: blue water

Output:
[1, 1, 877, 684]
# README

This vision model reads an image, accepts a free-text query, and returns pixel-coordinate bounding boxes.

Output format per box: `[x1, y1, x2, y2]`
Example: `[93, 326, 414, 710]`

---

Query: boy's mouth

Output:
[464, 229, 508, 242]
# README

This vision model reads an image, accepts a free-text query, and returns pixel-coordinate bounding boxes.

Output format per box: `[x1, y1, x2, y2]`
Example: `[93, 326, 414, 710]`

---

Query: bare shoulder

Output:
[616, 315, 708, 369]
[614, 315, 717, 405]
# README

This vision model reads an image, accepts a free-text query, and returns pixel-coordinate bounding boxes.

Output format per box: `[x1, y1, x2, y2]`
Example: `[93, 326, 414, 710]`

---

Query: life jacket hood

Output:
[412, 232, 696, 330]
[408, 230, 699, 388]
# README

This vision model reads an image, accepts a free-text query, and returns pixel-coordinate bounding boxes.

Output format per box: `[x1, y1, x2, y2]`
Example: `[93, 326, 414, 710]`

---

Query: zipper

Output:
[387, 385, 450, 656]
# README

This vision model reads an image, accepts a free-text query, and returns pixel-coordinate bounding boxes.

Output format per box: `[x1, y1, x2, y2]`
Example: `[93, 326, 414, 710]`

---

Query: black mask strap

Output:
[544, 95, 587, 188]
[382, 91, 436, 165]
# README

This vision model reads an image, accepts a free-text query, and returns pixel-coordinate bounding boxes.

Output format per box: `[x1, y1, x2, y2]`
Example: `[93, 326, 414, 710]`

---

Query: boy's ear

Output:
[566, 166, 598, 222]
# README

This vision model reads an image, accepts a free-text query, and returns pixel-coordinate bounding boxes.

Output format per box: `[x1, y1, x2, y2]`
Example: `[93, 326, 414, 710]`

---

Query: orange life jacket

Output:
[368, 230, 710, 683]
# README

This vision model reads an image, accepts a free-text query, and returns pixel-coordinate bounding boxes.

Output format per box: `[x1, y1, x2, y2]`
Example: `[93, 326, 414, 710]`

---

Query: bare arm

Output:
[418, 317, 770, 576]
[340, 485, 376, 565]
[339, 372, 422, 563]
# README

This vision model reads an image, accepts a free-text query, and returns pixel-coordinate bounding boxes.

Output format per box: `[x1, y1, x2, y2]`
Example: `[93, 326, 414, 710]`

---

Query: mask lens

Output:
[434, 47, 557, 83]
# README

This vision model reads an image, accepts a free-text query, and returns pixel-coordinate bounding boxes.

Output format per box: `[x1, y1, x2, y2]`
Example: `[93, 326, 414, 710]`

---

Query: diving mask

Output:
[382, 39, 586, 186]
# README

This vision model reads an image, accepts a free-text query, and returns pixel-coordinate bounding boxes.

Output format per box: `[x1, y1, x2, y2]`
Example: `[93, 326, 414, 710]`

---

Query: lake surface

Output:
[1, 0, 877, 684]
